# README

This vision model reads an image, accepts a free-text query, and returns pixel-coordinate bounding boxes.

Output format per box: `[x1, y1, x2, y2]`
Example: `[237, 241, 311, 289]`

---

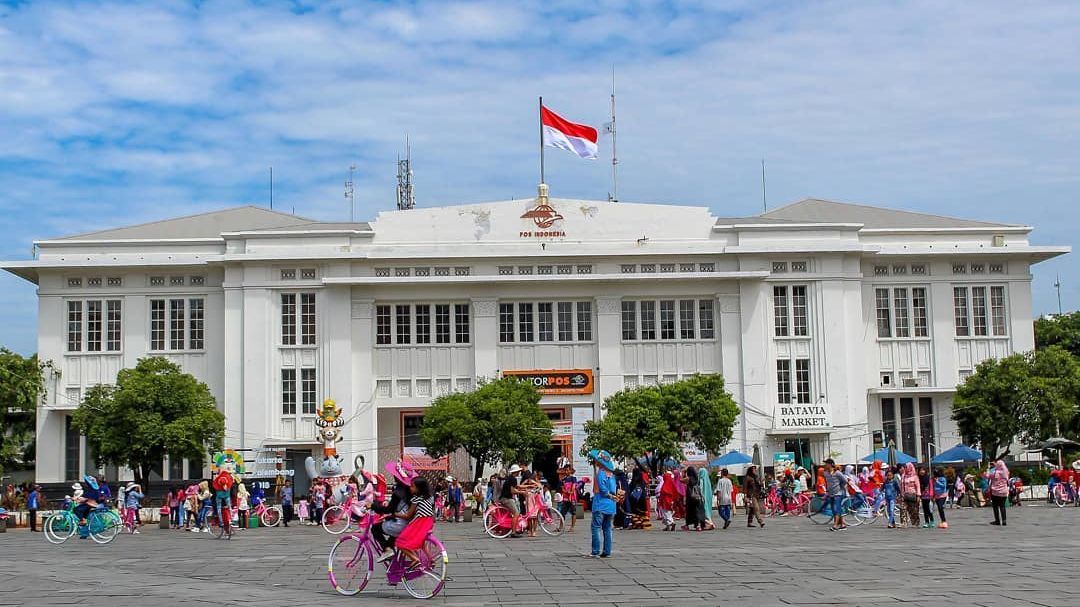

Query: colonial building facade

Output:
[4, 195, 1067, 485]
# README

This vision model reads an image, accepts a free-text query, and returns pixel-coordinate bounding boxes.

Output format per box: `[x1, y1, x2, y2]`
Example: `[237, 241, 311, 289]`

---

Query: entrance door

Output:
[287, 449, 312, 494]
[532, 444, 562, 489]
[784, 438, 813, 469]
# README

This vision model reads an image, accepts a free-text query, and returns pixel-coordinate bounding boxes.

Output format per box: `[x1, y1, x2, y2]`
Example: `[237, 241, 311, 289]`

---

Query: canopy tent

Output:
[709, 450, 753, 467]
[860, 447, 916, 465]
[931, 444, 983, 464]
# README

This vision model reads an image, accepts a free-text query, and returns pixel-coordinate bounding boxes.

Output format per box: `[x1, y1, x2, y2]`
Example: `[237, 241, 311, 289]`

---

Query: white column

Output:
[223, 265, 246, 450]
[718, 292, 743, 445]
[930, 282, 958, 388]
[594, 296, 622, 419]
[348, 297, 377, 470]
[472, 298, 498, 378]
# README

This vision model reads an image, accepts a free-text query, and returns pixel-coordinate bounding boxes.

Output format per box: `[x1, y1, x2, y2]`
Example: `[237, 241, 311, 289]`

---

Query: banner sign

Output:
[572, 407, 592, 475]
[773, 403, 831, 431]
[502, 369, 594, 395]
[403, 446, 449, 471]
[681, 442, 708, 464]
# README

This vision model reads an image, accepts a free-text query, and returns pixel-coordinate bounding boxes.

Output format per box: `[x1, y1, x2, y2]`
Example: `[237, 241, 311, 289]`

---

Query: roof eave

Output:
[860, 226, 1031, 234]
[34, 237, 225, 247]
[221, 229, 375, 238]
[713, 223, 863, 232]
[1, 266, 39, 285]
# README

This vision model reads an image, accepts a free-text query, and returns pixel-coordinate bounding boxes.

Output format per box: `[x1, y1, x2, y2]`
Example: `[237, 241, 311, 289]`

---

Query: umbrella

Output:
[931, 444, 983, 464]
[1036, 437, 1080, 449]
[709, 450, 753, 467]
[751, 444, 762, 468]
[861, 447, 916, 465]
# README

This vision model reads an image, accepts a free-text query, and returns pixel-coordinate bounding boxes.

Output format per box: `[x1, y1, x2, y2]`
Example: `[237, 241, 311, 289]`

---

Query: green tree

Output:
[1035, 311, 1080, 357]
[0, 348, 55, 475]
[418, 377, 551, 482]
[953, 346, 1080, 459]
[584, 374, 739, 473]
[72, 356, 224, 486]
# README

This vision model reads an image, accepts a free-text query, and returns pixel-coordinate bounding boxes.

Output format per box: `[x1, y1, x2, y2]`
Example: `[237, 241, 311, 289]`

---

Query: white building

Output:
[3, 194, 1068, 486]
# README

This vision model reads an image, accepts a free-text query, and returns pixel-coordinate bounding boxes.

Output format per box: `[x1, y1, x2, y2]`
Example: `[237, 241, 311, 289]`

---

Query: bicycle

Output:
[764, 488, 811, 516]
[1051, 483, 1076, 507]
[250, 500, 282, 527]
[483, 494, 564, 538]
[206, 504, 234, 539]
[327, 510, 448, 599]
[807, 495, 864, 527]
[45, 503, 122, 544]
[323, 495, 368, 535]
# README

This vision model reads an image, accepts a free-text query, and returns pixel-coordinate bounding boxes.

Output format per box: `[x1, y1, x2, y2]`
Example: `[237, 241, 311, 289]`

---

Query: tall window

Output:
[776, 360, 792, 404]
[169, 299, 185, 349]
[877, 286, 928, 339]
[971, 287, 988, 336]
[698, 300, 715, 339]
[106, 300, 122, 351]
[773, 286, 789, 337]
[65, 416, 80, 481]
[300, 293, 316, 345]
[659, 300, 676, 340]
[794, 358, 811, 404]
[518, 303, 535, 342]
[281, 293, 296, 345]
[912, 288, 929, 337]
[301, 368, 317, 415]
[436, 304, 452, 344]
[953, 287, 970, 336]
[454, 304, 470, 343]
[918, 397, 934, 460]
[86, 301, 102, 352]
[189, 298, 204, 350]
[376, 305, 392, 345]
[893, 288, 910, 338]
[499, 303, 515, 342]
[990, 286, 1007, 335]
[640, 301, 656, 340]
[150, 299, 165, 351]
[557, 302, 574, 341]
[791, 286, 808, 336]
[954, 285, 1007, 337]
[875, 288, 892, 338]
[281, 369, 297, 415]
[881, 397, 897, 448]
[538, 303, 554, 342]
[67, 301, 83, 352]
[678, 300, 695, 339]
[576, 302, 592, 341]
[621, 301, 637, 340]
[415, 305, 431, 344]
[900, 397, 917, 456]
[395, 304, 411, 344]
[882, 396, 936, 461]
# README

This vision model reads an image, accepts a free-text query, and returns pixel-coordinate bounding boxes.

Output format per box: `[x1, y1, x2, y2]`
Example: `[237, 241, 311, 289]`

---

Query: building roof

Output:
[758, 198, 1022, 230]
[49, 206, 310, 242]
[235, 220, 373, 233]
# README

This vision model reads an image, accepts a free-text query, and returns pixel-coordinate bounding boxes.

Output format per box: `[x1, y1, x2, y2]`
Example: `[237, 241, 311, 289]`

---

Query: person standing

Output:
[558, 467, 580, 532]
[27, 484, 40, 532]
[900, 463, 921, 527]
[917, 466, 935, 528]
[933, 468, 949, 529]
[683, 467, 707, 531]
[823, 459, 846, 531]
[988, 460, 1010, 526]
[587, 450, 617, 558]
[882, 468, 900, 528]
[714, 468, 733, 529]
[743, 465, 765, 528]
[447, 478, 463, 523]
[280, 480, 294, 527]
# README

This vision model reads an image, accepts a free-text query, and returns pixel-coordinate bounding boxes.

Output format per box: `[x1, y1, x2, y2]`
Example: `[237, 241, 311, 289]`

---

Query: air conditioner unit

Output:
[902, 377, 922, 388]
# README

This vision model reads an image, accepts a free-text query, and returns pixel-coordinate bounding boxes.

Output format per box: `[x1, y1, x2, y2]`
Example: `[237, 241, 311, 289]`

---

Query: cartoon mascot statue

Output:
[305, 398, 350, 503]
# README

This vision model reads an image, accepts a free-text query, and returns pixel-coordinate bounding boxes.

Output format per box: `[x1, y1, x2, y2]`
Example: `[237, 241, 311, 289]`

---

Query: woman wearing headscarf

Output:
[900, 463, 921, 527]
[988, 460, 1010, 526]
[626, 467, 650, 529]
[698, 466, 715, 529]
[742, 465, 765, 528]
[682, 467, 707, 531]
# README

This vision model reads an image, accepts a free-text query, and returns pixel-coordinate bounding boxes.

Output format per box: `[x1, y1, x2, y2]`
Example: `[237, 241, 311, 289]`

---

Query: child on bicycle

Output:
[73, 474, 102, 540]
[394, 476, 435, 565]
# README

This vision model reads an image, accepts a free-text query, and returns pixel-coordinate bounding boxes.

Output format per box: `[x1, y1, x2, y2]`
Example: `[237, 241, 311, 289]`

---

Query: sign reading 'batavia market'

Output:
[502, 369, 593, 395]
[774, 404, 832, 430]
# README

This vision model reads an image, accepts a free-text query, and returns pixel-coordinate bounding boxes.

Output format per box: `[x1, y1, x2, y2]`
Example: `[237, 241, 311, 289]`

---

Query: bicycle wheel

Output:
[538, 507, 564, 536]
[261, 507, 281, 527]
[45, 513, 76, 544]
[1053, 486, 1068, 508]
[402, 535, 448, 599]
[841, 499, 863, 527]
[328, 534, 372, 596]
[88, 511, 120, 544]
[807, 496, 831, 525]
[483, 507, 513, 538]
[322, 505, 350, 535]
[208, 514, 225, 539]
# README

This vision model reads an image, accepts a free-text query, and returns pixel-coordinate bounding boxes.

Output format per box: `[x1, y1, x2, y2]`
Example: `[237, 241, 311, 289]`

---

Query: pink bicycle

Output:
[327, 511, 448, 599]
[483, 491, 564, 538]
[322, 494, 367, 534]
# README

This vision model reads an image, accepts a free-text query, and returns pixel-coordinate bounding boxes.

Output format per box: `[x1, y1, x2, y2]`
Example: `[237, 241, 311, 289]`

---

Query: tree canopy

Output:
[72, 356, 224, 485]
[418, 377, 551, 482]
[1035, 311, 1080, 358]
[583, 374, 739, 473]
[953, 346, 1080, 459]
[0, 349, 55, 475]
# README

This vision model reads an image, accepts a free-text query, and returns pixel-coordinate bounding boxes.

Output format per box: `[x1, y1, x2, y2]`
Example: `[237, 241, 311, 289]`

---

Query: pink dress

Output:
[395, 496, 435, 551]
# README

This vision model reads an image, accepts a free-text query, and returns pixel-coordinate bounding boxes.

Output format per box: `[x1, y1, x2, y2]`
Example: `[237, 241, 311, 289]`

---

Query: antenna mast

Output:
[1055, 274, 1063, 315]
[608, 67, 618, 202]
[761, 159, 767, 213]
[396, 135, 415, 210]
[344, 164, 356, 222]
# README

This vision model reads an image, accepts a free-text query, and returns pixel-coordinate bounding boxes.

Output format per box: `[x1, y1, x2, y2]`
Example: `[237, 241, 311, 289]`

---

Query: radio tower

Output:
[344, 164, 356, 222]
[396, 135, 415, 210]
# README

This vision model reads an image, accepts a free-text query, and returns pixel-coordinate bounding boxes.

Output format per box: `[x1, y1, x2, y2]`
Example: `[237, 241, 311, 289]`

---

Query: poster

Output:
[571, 406, 592, 476]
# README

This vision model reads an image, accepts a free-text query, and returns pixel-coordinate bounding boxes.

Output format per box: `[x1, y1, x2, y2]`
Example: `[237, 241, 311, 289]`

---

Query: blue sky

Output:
[1, 0, 1078, 354]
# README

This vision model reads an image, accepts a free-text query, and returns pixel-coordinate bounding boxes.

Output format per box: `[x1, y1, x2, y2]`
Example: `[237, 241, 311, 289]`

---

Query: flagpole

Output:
[610, 66, 618, 203]
[538, 96, 545, 186]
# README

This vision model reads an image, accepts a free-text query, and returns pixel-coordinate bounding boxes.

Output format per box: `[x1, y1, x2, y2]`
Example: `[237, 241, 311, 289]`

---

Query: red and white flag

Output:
[541, 105, 599, 160]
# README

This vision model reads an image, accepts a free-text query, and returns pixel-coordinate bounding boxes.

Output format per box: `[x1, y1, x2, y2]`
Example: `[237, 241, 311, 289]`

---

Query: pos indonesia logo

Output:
[520, 203, 566, 237]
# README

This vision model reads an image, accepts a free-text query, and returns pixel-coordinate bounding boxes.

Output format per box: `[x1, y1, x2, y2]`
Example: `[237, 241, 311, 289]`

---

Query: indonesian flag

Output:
[541, 105, 599, 160]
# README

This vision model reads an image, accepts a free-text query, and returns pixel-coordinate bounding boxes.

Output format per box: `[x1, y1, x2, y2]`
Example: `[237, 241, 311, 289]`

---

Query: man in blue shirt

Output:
[27, 485, 41, 532]
[588, 450, 617, 558]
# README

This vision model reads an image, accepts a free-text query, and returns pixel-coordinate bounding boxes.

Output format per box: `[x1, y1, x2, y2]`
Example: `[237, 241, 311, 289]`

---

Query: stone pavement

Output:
[1, 504, 1077, 607]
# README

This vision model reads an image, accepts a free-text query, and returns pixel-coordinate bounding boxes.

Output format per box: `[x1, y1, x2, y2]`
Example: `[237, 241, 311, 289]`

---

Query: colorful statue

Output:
[305, 397, 349, 503]
[315, 398, 345, 458]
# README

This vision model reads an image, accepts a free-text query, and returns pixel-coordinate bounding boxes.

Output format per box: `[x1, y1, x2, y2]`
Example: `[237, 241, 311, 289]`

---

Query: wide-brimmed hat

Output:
[508, 464, 522, 474]
[385, 460, 418, 485]
[588, 449, 615, 472]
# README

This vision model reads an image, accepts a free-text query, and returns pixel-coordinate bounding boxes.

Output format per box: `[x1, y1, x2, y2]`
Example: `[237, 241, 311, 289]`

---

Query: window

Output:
[900, 397, 916, 456]
[918, 397, 934, 461]
[454, 304, 470, 343]
[912, 288, 929, 337]
[301, 269, 317, 280]
[280, 269, 296, 280]
[881, 398, 897, 449]
[679, 300, 695, 339]
[517, 266, 533, 275]
[621, 301, 637, 340]
[403, 414, 425, 449]
[68, 277, 82, 288]
[990, 286, 1007, 335]
[537, 265, 552, 275]
[576, 302, 592, 341]
[873, 265, 888, 276]
[150, 300, 165, 351]
[499, 303, 515, 342]
[106, 300, 122, 351]
[875, 288, 892, 338]
[518, 303, 535, 342]
[538, 303, 554, 342]
[67, 301, 83, 352]
[395, 268, 410, 277]
[776, 359, 792, 404]
[87, 277, 101, 287]
[396, 304, 411, 344]
[170, 276, 185, 286]
[498, 266, 513, 276]
[557, 302, 573, 341]
[376, 305, 392, 345]
[281, 369, 297, 415]
[679, 263, 695, 272]
[640, 301, 656, 340]
[659, 300, 676, 340]
[436, 304, 451, 344]
[281, 294, 296, 345]
[791, 261, 808, 273]
[953, 287, 970, 336]
[188, 299, 204, 350]
[415, 305, 431, 344]
[621, 264, 636, 274]
[300, 293, 316, 345]
[149, 276, 165, 286]
[773, 261, 788, 273]
[660, 263, 675, 273]
[86, 301, 102, 352]
[169, 299, 185, 349]
[911, 264, 926, 275]
[795, 359, 811, 404]
[791, 286, 808, 336]
[893, 288, 910, 338]
[699, 263, 715, 273]
[65, 416, 80, 481]
[698, 300, 715, 339]
[640, 264, 656, 273]
[301, 368, 317, 415]
[774, 286, 790, 337]
[971, 287, 988, 336]
[107, 277, 123, 287]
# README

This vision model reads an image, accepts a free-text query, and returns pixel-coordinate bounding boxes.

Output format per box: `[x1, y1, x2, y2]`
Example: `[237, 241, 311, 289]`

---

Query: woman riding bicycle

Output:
[372, 460, 418, 562]
[73, 474, 102, 540]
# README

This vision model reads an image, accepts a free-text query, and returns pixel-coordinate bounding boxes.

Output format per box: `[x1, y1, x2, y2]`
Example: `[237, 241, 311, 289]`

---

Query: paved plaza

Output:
[1, 504, 1077, 607]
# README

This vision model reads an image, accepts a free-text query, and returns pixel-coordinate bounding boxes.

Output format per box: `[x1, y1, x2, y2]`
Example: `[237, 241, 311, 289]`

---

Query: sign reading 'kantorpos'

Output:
[774, 404, 831, 430]
[502, 369, 593, 395]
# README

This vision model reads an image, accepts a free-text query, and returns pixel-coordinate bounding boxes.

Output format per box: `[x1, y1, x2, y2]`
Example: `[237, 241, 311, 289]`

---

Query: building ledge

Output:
[323, 270, 771, 286]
